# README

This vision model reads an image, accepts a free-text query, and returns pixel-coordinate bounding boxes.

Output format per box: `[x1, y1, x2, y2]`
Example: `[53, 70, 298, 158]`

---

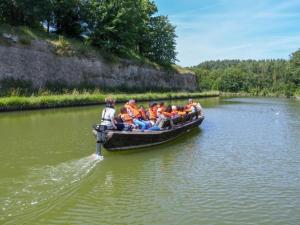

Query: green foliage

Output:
[85, 0, 176, 64]
[87, 0, 146, 52]
[52, 0, 83, 36]
[0, 91, 219, 111]
[288, 49, 300, 87]
[0, 0, 177, 66]
[19, 36, 31, 45]
[191, 56, 299, 97]
[295, 89, 300, 97]
[0, 0, 45, 26]
[0, 77, 33, 96]
[141, 16, 177, 65]
[52, 36, 74, 56]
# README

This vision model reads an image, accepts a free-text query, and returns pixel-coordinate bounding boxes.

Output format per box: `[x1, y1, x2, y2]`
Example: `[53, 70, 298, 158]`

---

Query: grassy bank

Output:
[219, 91, 299, 98]
[0, 91, 219, 112]
[219, 92, 285, 97]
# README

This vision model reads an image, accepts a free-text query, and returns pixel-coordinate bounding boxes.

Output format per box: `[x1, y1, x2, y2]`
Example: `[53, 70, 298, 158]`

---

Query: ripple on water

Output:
[1, 155, 101, 225]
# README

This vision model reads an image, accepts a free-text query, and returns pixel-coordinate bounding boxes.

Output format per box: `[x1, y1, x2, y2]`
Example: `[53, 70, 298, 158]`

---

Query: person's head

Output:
[139, 105, 145, 110]
[120, 107, 127, 114]
[178, 106, 183, 111]
[165, 105, 172, 113]
[172, 105, 177, 111]
[159, 102, 165, 107]
[129, 99, 136, 106]
[149, 102, 157, 108]
[105, 96, 115, 107]
[188, 99, 193, 104]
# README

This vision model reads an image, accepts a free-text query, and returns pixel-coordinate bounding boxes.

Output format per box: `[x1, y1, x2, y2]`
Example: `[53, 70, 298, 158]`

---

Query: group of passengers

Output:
[100, 97, 202, 132]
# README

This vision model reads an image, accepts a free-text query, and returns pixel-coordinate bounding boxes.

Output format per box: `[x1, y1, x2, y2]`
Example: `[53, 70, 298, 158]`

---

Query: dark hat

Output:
[149, 102, 157, 107]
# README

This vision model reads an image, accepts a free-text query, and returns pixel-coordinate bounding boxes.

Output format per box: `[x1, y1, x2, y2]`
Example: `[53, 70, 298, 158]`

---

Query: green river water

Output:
[0, 97, 299, 225]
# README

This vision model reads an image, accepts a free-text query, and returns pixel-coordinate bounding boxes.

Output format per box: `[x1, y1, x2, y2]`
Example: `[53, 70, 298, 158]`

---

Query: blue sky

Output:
[154, 0, 300, 66]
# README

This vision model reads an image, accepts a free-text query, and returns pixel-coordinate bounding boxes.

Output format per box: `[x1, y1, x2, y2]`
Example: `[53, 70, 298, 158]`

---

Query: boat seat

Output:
[160, 112, 200, 129]
[161, 119, 171, 129]
[172, 116, 182, 125]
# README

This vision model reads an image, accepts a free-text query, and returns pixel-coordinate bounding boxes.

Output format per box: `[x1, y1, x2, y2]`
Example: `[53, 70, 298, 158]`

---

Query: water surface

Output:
[0, 97, 299, 225]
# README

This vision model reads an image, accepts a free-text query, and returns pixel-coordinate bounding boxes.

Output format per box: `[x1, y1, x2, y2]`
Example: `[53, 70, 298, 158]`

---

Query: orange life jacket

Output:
[162, 112, 172, 118]
[126, 104, 141, 119]
[140, 109, 148, 120]
[178, 111, 186, 116]
[148, 107, 157, 121]
[185, 108, 192, 113]
[121, 113, 134, 124]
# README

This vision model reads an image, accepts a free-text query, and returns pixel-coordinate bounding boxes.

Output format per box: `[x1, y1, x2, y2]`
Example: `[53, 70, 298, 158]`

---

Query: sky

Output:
[154, 0, 300, 66]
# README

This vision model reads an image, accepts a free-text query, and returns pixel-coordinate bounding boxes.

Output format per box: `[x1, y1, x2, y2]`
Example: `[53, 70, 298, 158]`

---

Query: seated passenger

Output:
[162, 105, 173, 118]
[186, 98, 197, 113]
[146, 105, 164, 131]
[187, 98, 203, 114]
[177, 106, 187, 116]
[100, 96, 117, 130]
[171, 105, 179, 118]
[184, 105, 192, 113]
[126, 99, 150, 132]
[157, 102, 165, 118]
[120, 107, 134, 131]
[147, 102, 158, 125]
[146, 124, 161, 131]
[114, 115, 125, 131]
[139, 105, 148, 121]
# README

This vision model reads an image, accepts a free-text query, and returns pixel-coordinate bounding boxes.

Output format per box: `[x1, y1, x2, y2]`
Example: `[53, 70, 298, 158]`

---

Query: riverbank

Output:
[219, 91, 300, 98]
[0, 91, 219, 112]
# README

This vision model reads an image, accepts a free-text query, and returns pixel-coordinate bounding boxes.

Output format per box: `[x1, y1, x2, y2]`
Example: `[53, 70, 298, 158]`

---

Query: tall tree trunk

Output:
[47, 19, 50, 33]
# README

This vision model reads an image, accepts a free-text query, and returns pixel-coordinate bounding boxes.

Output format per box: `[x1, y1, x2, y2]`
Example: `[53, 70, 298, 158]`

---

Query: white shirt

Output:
[100, 107, 115, 128]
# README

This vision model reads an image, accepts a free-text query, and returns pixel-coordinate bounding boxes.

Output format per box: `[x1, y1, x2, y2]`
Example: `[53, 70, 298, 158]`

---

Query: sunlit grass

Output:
[0, 91, 219, 111]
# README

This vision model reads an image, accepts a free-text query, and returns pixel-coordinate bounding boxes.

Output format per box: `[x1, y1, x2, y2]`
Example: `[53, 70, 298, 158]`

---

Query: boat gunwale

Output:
[105, 115, 205, 136]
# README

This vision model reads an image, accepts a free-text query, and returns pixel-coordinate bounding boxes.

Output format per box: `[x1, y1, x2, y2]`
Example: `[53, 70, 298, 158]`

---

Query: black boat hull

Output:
[101, 116, 204, 151]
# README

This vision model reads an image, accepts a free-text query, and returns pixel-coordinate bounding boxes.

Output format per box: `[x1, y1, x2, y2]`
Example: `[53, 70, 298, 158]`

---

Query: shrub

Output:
[52, 36, 74, 56]
[19, 37, 31, 45]
[0, 77, 33, 96]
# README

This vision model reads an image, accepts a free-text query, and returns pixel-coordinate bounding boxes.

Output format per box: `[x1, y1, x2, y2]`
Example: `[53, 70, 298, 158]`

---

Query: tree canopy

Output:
[191, 50, 300, 97]
[0, 0, 177, 65]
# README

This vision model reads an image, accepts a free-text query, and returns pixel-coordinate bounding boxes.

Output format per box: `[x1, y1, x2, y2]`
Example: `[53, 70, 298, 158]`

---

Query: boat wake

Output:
[1, 154, 102, 225]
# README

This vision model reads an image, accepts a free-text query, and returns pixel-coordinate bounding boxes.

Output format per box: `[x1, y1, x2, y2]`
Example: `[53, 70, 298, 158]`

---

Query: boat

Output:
[92, 110, 204, 152]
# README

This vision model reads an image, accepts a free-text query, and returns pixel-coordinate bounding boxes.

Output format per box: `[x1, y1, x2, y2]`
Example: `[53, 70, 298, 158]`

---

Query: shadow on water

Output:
[1, 155, 102, 225]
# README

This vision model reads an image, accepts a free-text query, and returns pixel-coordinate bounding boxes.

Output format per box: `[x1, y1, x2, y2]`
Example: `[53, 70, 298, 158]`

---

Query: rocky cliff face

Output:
[0, 41, 197, 91]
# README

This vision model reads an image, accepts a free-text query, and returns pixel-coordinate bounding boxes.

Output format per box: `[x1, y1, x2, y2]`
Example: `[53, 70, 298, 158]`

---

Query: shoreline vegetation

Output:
[1, 90, 299, 113]
[0, 91, 219, 112]
[190, 55, 300, 98]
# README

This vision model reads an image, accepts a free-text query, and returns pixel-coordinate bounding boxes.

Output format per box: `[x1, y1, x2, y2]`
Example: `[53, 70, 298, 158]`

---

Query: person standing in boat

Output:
[100, 96, 117, 130]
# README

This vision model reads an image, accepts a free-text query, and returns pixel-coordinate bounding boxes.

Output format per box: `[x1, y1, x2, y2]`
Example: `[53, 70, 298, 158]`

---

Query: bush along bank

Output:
[0, 91, 219, 112]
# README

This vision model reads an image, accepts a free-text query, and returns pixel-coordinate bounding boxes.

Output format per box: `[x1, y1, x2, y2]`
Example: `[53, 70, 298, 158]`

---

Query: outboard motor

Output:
[94, 124, 107, 156]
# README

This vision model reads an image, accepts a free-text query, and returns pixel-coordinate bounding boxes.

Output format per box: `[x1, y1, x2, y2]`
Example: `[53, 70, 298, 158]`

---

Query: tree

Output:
[288, 49, 300, 86]
[52, 0, 83, 36]
[87, 0, 150, 53]
[142, 15, 177, 65]
[0, 0, 46, 26]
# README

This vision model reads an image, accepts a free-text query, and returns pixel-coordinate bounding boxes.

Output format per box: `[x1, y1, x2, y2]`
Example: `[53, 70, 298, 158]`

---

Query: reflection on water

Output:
[0, 97, 300, 225]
